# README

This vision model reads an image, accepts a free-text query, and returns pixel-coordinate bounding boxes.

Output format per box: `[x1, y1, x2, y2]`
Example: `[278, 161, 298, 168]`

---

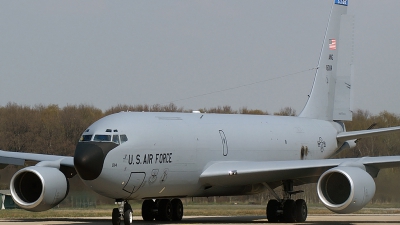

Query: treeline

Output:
[0, 102, 399, 205]
[340, 109, 400, 158]
[2, 102, 399, 158]
[0, 103, 102, 156]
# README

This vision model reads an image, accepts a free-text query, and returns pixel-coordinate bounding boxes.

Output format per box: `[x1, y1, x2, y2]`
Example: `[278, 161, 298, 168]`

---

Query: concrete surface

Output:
[1, 214, 400, 224]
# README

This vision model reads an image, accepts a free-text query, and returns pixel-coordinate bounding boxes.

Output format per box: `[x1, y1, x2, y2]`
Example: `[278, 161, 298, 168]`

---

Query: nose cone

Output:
[74, 142, 118, 180]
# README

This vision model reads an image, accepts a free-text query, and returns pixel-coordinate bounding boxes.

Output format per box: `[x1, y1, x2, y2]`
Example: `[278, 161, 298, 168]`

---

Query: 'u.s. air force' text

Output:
[125, 153, 172, 165]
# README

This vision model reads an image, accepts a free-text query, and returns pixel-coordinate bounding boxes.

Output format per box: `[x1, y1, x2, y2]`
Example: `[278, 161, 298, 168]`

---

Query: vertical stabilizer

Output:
[333, 14, 354, 121]
[299, 0, 350, 121]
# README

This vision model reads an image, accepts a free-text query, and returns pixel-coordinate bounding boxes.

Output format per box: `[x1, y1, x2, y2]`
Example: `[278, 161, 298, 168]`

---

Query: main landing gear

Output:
[264, 180, 308, 223]
[112, 200, 133, 225]
[142, 198, 183, 222]
[111, 198, 183, 224]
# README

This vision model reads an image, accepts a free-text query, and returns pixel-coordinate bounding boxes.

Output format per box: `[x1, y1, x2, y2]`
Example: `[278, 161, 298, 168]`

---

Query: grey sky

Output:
[1, 1, 399, 115]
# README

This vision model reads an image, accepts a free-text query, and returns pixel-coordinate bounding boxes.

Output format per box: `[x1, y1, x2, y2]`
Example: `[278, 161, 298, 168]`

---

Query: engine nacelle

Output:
[317, 166, 376, 214]
[10, 166, 69, 212]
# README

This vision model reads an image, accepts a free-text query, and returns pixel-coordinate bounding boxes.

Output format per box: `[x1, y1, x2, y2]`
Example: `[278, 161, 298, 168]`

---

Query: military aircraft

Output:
[1, 0, 400, 224]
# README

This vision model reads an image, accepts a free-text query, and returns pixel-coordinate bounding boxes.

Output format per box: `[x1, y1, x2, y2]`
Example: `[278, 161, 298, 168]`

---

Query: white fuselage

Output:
[80, 112, 342, 200]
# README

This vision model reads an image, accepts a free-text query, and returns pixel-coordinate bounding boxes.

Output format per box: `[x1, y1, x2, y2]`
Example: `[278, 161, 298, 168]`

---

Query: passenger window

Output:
[120, 135, 128, 143]
[112, 135, 120, 145]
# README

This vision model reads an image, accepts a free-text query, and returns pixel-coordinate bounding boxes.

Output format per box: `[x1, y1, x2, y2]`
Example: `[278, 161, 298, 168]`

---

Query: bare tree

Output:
[274, 107, 296, 116]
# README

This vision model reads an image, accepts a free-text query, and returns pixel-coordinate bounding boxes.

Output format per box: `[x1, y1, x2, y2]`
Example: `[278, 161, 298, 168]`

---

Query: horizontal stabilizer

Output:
[337, 126, 400, 142]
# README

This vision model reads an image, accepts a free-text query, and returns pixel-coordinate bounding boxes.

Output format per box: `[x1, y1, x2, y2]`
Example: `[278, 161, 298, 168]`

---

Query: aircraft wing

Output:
[337, 126, 400, 142]
[199, 156, 400, 188]
[0, 150, 73, 169]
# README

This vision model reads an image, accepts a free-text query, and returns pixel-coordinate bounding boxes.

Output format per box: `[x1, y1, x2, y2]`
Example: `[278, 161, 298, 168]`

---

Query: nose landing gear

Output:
[112, 200, 133, 225]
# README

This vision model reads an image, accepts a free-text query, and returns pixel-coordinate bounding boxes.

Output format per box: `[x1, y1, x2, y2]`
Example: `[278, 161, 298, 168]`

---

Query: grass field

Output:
[1, 203, 400, 219]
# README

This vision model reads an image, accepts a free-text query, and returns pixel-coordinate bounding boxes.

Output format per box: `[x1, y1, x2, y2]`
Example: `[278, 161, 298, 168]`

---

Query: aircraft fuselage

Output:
[75, 112, 342, 200]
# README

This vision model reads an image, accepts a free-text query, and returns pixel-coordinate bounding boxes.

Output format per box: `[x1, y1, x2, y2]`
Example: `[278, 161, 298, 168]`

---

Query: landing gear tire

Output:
[283, 199, 296, 223]
[142, 199, 155, 221]
[112, 208, 121, 225]
[295, 199, 308, 222]
[266, 199, 280, 223]
[124, 203, 133, 225]
[156, 199, 172, 221]
[171, 198, 183, 221]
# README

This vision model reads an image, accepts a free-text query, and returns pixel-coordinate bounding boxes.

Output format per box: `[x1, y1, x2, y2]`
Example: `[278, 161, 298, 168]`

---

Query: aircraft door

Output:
[123, 172, 146, 194]
[219, 130, 228, 156]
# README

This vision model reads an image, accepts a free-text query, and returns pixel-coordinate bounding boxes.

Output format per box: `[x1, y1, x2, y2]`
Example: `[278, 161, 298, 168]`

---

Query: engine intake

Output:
[10, 166, 69, 212]
[317, 166, 375, 214]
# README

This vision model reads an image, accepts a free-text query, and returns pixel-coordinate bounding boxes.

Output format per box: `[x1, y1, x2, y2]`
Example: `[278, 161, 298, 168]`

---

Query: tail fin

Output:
[299, 0, 353, 121]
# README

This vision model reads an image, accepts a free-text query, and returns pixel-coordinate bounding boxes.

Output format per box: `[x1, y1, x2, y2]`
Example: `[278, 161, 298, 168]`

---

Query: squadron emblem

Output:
[317, 137, 326, 152]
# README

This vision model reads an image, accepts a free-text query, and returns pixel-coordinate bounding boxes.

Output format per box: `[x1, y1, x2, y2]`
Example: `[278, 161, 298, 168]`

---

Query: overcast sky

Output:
[1, 0, 399, 115]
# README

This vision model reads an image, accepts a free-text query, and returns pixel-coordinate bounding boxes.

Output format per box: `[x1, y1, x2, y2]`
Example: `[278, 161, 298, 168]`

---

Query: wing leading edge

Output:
[0, 150, 74, 169]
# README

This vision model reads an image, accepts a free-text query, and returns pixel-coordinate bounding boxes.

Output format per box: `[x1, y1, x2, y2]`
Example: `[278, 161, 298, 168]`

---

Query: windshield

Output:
[80, 135, 93, 142]
[120, 134, 128, 143]
[80, 134, 128, 144]
[93, 135, 112, 142]
[112, 135, 120, 144]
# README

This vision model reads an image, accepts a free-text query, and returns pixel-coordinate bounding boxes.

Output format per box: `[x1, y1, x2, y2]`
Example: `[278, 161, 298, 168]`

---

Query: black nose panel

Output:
[74, 142, 118, 180]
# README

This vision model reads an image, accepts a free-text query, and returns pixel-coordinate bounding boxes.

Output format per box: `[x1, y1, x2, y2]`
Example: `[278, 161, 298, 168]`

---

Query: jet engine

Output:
[10, 166, 69, 212]
[317, 166, 375, 214]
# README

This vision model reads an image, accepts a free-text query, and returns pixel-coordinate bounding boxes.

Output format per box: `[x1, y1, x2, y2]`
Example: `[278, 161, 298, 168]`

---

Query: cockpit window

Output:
[120, 135, 128, 143]
[80, 133, 128, 144]
[80, 135, 93, 142]
[112, 135, 120, 144]
[93, 135, 112, 142]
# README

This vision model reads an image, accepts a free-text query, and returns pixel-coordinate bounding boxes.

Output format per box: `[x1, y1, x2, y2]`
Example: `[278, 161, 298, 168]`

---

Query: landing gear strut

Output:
[112, 200, 133, 225]
[264, 180, 308, 223]
[141, 198, 183, 221]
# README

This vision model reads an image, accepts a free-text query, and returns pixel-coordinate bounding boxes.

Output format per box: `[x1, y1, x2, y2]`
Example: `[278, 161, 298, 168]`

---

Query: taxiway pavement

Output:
[1, 214, 400, 224]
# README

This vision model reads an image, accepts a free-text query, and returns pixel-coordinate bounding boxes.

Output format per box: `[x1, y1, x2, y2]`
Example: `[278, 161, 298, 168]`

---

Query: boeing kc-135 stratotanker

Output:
[1, 0, 400, 224]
